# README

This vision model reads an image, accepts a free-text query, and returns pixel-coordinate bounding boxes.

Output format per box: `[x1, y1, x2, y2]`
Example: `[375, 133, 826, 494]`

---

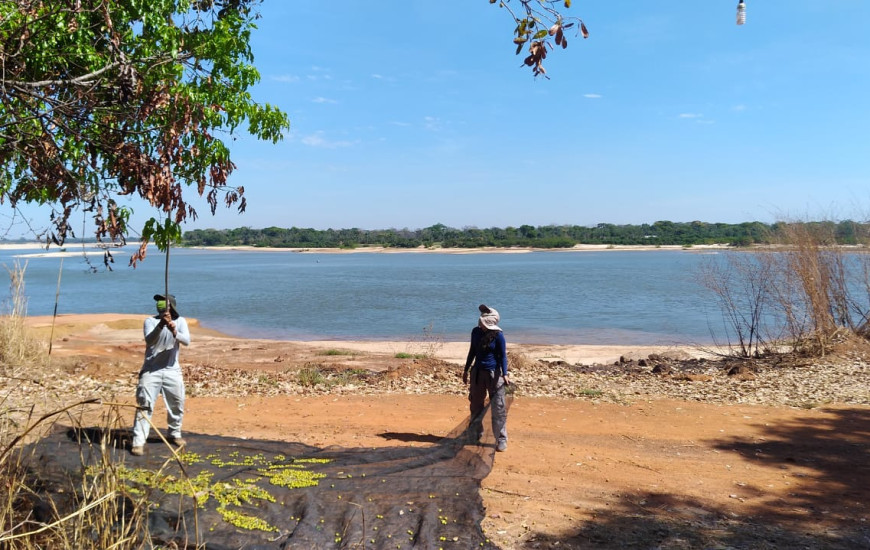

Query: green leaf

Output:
[0, 0, 289, 261]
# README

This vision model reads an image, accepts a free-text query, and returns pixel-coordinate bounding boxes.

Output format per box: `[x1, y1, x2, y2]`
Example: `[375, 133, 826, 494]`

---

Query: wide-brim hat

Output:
[153, 294, 178, 315]
[478, 304, 502, 331]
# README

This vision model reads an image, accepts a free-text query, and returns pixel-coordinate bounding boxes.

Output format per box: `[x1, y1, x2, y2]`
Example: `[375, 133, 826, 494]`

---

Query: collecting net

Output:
[23, 398, 512, 549]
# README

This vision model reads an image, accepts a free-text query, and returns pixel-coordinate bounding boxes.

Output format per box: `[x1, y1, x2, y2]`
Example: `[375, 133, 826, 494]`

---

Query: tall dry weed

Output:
[507, 350, 536, 372]
[0, 403, 158, 550]
[699, 252, 778, 357]
[858, 254, 870, 337]
[0, 261, 48, 374]
[770, 221, 870, 354]
[0, 264, 154, 549]
[702, 219, 870, 357]
[403, 322, 445, 359]
[1, 260, 50, 450]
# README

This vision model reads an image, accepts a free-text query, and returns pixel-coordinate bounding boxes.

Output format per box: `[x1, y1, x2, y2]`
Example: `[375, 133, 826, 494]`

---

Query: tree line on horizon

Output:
[182, 220, 869, 249]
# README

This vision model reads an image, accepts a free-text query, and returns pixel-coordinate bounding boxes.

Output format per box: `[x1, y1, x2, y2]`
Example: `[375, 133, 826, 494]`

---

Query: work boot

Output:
[496, 441, 507, 452]
[130, 445, 144, 456]
[168, 437, 186, 447]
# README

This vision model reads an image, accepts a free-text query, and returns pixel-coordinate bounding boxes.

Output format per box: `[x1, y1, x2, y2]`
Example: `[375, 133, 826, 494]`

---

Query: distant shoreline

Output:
[0, 242, 731, 254]
[190, 244, 730, 254]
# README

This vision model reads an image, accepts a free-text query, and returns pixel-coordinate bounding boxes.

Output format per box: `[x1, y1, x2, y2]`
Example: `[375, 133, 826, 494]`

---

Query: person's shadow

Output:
[377, 432, 442, 444]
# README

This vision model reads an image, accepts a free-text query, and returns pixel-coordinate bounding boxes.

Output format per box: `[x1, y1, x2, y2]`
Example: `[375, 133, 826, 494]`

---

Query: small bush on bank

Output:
[297, 365, 326, 387]
[699, 219, 870, 358]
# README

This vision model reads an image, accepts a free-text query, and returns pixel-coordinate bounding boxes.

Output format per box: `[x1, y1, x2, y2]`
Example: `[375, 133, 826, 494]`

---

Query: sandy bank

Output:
[188, 244, 730, 254]
[25, 313, 714, 366]
[2, 243, 732, 253]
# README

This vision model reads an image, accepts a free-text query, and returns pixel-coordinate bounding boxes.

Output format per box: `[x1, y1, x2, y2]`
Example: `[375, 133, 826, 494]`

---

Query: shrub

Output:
[297, 365, 326, 387]
[700, 219, 870, 357]
[394, 352, 425, 360]
[317, 349, 355, 357]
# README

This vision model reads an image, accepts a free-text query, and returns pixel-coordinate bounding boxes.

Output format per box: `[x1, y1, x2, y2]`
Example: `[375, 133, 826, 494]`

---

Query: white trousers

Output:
[132, 365, 185, 447]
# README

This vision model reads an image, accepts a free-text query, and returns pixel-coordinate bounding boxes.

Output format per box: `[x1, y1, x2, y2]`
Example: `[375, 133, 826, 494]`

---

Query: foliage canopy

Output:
[0, 0, 289, 264]
[180, 220, 867, 249]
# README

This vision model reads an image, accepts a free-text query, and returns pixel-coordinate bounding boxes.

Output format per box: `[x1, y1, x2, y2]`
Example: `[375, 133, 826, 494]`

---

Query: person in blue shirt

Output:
[130, 294, 190, 456]
[463, 304, 510, 452]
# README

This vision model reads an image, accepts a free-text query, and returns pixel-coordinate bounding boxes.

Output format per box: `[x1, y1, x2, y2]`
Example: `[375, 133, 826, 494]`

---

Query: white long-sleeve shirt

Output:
[141, 315, 190, 372]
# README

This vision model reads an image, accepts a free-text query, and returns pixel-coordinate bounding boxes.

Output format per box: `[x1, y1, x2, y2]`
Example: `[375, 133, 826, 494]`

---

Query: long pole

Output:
[164, 243, 170, 312]
[48, 258, 63, 357]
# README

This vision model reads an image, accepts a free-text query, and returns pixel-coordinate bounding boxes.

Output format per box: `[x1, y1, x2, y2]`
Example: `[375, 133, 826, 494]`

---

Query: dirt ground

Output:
[25, 314, 870, 549]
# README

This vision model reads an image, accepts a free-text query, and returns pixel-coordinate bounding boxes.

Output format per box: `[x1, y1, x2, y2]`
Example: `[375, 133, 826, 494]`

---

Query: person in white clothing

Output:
[130, 294, 190, 456]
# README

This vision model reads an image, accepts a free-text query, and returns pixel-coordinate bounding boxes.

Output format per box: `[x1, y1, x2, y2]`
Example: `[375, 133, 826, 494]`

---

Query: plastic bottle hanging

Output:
[736, 0, 746, 25]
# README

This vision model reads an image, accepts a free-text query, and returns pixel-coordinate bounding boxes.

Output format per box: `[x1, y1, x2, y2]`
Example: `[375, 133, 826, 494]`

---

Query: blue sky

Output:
[7, 1, 870, 239]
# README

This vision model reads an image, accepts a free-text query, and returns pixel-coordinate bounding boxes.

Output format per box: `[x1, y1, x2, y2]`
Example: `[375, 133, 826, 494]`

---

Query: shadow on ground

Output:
[522, 406, 870, 550]
[22, 404, 511, 549]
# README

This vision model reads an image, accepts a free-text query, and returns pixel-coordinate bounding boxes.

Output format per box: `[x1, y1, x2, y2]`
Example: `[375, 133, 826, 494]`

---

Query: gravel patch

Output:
[3, 351, 867, 423]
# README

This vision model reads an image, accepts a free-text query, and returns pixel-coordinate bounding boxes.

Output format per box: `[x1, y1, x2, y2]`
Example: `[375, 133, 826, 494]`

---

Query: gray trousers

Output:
[468, 368, 508, 445]
[132, 365, 185, 447]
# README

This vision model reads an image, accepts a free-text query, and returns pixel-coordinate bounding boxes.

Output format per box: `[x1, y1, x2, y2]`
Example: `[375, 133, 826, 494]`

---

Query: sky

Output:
[5, 0, 870, 239]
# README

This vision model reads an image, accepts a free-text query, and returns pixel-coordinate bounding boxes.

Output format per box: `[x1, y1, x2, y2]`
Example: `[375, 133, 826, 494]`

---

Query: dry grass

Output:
[0, 393, 198, 549]
[699, 220, 870, 358]
[0, 395, 151, 549]
[771, 221, 870, 354]
[0, 263, 162, 549]
[401, 322, 445, 359]
[0, 262, 48, 376]
[507, 350, 535, 371]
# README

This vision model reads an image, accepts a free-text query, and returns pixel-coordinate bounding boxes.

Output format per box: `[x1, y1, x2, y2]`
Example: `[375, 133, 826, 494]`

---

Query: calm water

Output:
[0, 246, 729, 345]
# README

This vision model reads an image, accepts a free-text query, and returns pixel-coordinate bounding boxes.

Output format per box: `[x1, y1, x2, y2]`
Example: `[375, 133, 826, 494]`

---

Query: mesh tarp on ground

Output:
[24, 399, 511, 549]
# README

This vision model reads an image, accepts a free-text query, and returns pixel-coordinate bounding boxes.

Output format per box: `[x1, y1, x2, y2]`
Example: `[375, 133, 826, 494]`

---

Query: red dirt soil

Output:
[27, 314, 870, 549]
